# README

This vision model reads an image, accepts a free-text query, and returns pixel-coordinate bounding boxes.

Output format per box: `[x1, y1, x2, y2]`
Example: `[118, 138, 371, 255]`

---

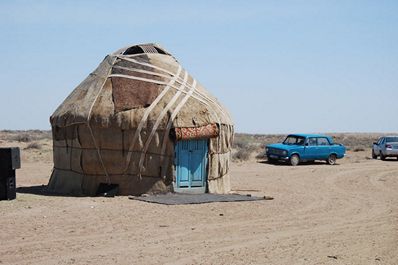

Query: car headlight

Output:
[266, 147, 269, 152]
[282, 150, 287, 156]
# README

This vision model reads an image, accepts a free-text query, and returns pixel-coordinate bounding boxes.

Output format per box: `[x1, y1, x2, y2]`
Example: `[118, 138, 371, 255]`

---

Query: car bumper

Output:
[267, 154, 289, 160]
[384, 150, 398, 156]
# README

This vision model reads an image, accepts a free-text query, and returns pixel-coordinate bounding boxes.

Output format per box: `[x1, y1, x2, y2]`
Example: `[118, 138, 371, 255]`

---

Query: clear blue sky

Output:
[1, 0, 397, 133]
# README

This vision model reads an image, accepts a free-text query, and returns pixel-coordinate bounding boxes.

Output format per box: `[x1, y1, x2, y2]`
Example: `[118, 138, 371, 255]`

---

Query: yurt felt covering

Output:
[49, 44, 234, 196]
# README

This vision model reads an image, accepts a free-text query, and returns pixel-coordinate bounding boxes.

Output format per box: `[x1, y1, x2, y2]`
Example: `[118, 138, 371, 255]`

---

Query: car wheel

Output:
[327, 154, 337, 165]
[380, 152, 386, 161]
[290, 154, 300, 166]
[372, 149, 377, 159]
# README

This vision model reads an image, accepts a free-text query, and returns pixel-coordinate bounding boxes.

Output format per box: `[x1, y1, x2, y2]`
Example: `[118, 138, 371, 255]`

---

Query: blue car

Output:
[266, 134, 345, 166]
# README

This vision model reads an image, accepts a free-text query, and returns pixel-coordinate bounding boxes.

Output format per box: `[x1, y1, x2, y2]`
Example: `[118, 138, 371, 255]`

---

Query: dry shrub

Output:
[233, 149, 252, 161]
[330, 133, 376, 150]
[232, 144, 257, 161]
[25, 142, 42, 150]
[255, 152, 266, 159]
[33, 130, 52, 140]
[353, 147, 365, 152]
[233, 134, 252, 149]
[234, 133, 285, 148]
[12, 134, 32, 142]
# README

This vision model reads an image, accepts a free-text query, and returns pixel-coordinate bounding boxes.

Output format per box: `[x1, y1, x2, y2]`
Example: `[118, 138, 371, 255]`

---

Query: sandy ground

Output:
[0, 141, 397, 264]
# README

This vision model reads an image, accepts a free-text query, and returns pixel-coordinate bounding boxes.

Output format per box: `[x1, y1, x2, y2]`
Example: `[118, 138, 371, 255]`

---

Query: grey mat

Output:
[130, 193, 265, 205]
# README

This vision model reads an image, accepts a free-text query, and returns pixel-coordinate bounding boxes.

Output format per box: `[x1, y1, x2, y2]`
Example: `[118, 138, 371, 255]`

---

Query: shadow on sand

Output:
[16, 185, 83, 197]
[378, 158, 398, 162]
[257, 159, 336, 166]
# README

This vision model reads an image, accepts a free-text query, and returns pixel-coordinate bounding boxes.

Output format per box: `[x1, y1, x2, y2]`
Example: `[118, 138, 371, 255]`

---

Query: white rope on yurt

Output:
[115, 55, 233, 124]
[112, 65, 173, 79]
[108, 73, 223, 124]
[85, 56, 117, 185]
[111, 68, 225, 179]
[108, 74, 167, 85]
[158, 79, 197, 178]
[111, 55, 230, 181]
[121, 65, 182, 174]
[111, 64, 231, 125]
[117, 56, 229, 112]
[136, 71, 189, 178]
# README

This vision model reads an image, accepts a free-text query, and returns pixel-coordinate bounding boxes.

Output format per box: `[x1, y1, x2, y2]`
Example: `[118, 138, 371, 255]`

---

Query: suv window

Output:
[317, 137, 330, 146]
[308, 137, 317, 146]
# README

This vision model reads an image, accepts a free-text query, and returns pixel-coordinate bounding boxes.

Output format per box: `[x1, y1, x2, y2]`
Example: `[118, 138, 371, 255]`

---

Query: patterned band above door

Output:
[172, 123, 219, 141]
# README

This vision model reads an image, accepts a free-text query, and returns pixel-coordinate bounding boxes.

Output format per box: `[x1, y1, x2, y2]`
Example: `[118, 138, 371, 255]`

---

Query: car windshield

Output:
[385, 137, 398, 143]
[283, 135, 305, 145]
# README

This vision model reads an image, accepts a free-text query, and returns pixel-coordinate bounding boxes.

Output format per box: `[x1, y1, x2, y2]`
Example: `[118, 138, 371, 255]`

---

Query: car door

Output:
[379, 137, 386, 155]
[303, 137, 318, 160]
[317, 137, 331, 159]
[374, 137, 383, 155]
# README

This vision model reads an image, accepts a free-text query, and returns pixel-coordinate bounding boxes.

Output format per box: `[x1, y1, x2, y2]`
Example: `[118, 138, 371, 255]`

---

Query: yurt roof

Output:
[50, 43, 233, 130]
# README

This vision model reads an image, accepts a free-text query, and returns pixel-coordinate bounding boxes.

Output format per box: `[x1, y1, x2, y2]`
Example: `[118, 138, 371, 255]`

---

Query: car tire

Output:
[371, 149, 377, 159]
[327, 154, 337, 165]
[290, 154, 300, 166]
[380, 152, 386, 161]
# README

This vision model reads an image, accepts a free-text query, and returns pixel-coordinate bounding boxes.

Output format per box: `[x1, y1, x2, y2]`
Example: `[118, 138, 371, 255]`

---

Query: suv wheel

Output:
[327, 154, 337, 165]
[290, 154, 300, 166]
[372, 149, 377, 159]
[380, 152, 386, 161]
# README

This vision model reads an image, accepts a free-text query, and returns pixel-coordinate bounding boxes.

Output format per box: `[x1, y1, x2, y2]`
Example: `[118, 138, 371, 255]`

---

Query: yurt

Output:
[48, 43, 234, 196]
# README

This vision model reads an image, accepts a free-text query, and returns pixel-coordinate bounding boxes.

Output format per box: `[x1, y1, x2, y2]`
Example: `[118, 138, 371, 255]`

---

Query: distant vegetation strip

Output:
[0, 130, 392, 162]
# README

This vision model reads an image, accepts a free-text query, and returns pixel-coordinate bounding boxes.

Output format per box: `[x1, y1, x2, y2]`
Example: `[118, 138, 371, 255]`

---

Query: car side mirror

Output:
[373, 142, 377, 145]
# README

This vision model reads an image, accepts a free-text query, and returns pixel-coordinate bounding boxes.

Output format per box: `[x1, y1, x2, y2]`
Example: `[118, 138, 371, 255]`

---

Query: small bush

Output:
[232, 144, 258, 161]
[255, 152, 265, 159]
[34, 130, 52, 140]
[25, 142, 42, 150]
[233, 135, 252, 149]
[353, 147, 365, 152]
[12, 134, 32, 142]
[233, 149, 252, 161]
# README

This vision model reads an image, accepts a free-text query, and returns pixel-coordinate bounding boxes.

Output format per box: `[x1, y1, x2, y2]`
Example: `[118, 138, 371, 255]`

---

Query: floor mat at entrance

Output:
[129, 193, 265, 205]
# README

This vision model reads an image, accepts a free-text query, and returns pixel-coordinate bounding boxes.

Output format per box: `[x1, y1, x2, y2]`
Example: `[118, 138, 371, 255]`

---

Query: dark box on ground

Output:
[0, 147, 20, 200]
[0, 147, 20, 170]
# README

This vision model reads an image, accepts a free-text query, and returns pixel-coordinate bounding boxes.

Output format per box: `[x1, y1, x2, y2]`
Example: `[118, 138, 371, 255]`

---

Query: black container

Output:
[0, 147, 21, 171]
[0, 147, 20, 200]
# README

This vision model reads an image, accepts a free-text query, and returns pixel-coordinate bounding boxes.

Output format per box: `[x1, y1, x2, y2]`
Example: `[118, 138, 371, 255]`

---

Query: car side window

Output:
[378, 138, 384, 145]
[308, 137, 317, 146]
[317, 137, 330, 146]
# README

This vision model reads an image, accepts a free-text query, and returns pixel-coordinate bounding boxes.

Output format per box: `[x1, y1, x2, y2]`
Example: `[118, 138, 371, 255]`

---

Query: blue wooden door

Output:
[175, 139, 208, 190]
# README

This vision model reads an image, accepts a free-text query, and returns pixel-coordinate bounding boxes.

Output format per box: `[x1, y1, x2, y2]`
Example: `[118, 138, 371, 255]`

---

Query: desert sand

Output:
[0, 136, 397, 265]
